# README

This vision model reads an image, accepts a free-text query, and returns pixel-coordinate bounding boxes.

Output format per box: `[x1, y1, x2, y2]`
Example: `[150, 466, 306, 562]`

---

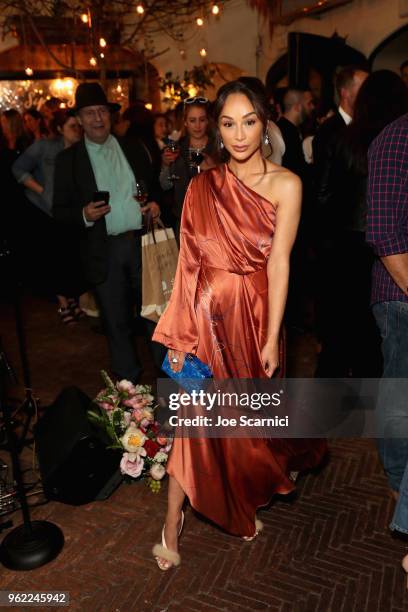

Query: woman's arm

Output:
[22, 176, 44, 194]
[261, 172, 302, 375]
[12, 140, 44, 190]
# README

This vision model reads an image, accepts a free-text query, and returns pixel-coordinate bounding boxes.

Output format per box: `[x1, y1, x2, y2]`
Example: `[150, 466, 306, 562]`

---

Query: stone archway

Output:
[369, 25, 408, 73]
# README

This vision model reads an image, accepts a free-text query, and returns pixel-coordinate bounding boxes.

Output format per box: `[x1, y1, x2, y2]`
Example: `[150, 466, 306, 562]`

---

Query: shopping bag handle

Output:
[146, 213, 172, 245]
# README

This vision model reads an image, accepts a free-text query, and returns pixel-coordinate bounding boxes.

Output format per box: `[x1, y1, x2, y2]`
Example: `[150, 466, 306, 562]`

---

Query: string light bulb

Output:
[25, 67, 33, 76]
[196, 17, 204, 26]
[89, 57, 97, 66]
[145, 102, 153, 110]
[100, 53, 105, 59]
[80, 13, 89, 24]
[116, 84, 123, 93]
[199, 48, 207, 57]
[136, 4, 145, 14]
[99, 37, 107, 48]
[212, 4, 220, 14]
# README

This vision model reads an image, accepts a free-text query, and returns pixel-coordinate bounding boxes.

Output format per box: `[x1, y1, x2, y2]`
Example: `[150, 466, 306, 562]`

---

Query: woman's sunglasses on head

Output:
[184, 97, 209, 105]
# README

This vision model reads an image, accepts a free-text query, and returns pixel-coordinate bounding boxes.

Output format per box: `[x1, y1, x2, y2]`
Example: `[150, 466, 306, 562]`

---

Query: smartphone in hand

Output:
[93, 191, 110, 208]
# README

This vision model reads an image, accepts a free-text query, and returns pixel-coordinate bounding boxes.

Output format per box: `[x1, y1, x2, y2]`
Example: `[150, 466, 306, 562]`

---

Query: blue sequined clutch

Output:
[162, 352, 212, 394]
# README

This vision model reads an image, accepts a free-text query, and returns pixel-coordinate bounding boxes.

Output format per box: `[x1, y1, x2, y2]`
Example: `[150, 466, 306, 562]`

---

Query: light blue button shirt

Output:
[85, 135, 142, 235]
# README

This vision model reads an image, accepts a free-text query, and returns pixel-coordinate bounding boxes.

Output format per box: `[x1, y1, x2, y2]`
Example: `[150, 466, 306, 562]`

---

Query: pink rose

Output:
[140, 418, 151, 430]
[98, 401, 114, 412]
[120, 452, 144, 478]
[123, 397, 145, 409]
[132, 408, 144, 422]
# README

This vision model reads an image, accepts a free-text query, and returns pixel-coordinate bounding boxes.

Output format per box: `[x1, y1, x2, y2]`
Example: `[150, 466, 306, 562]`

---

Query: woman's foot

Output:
[67, 298, 86, 320]
[242, 518, 264, 541]
[58, 306, 76, 326]
[152, 511, 184, 570]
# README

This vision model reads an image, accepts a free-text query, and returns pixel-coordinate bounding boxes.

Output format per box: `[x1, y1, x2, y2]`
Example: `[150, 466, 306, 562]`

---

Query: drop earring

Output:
[220, 140, 224, 149]
[264, 131, 270, 146]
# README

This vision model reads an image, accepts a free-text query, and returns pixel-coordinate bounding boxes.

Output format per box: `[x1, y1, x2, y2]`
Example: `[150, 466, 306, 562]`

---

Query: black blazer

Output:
[313, 112, 347, 212]
[53, 135, 161, 285]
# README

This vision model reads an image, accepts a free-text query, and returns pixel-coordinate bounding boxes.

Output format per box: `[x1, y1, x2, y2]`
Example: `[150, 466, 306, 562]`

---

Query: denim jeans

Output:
[373, 301, 408, 493]
[391, 461, 408, 534]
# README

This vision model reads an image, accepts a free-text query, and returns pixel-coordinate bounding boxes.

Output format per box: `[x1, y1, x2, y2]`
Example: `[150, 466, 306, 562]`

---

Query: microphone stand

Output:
[0, 386, 64, 570]
[0, 242, 64, 570]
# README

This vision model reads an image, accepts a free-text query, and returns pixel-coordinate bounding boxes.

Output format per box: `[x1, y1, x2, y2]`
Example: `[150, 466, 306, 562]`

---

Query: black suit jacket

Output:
[53, 135, 161, 285]
[313, 112, 347, 212]
[277, 117, 308, 180]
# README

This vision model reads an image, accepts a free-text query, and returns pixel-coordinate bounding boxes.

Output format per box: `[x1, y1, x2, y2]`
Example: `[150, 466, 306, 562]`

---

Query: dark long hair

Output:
[345, 70, 408, 174]
[213, 80, 269, 160]
[24, 108, 48, 136]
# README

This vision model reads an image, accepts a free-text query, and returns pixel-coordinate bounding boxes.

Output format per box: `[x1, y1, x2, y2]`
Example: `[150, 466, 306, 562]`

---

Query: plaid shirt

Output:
[366, 113, 408, 305]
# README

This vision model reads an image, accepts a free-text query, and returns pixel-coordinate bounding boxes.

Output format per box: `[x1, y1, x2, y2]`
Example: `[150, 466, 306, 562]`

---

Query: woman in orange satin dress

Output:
[152, 81, 326, 570]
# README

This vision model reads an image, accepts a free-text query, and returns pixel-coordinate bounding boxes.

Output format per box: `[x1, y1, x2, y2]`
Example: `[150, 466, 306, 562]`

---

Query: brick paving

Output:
[0, 293, 407, 611]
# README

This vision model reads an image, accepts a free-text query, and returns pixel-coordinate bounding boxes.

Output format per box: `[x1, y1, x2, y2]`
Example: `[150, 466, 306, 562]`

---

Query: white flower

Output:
[153, 451, 168, 463]
[117, 379, 136, 394]
[121, 423, 147, 453]
[150, 463, 166, 480]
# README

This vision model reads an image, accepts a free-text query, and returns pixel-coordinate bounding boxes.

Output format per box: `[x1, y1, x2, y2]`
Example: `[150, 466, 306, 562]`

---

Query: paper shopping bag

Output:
[141, 223, 179, 323]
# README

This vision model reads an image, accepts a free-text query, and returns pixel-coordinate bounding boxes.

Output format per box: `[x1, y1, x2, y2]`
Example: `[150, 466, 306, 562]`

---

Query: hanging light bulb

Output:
[80, 13, 89, 24]
[100, 53, 105, 59]
[196, 17, 204, 26]
[212, 4, 220, 14]
[145, 102, 153, 110]
[25, 67, 33, 76]
[116, 84, 123, 93]
[89, 57, 97, 66]
[99, 37, 107, 48]
[136, 4, 145, 14]
[187, 85, 198, 97]
[199, 48, 207, 57]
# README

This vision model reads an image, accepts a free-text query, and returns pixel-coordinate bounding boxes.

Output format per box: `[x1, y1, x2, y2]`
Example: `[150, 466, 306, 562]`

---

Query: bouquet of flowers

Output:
[88, 371, 172, 492]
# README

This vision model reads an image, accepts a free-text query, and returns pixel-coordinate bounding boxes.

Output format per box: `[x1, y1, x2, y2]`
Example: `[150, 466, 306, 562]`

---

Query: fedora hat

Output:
[74, 82, 121, 113]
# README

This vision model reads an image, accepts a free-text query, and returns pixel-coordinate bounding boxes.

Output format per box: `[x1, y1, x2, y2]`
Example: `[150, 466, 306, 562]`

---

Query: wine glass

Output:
[133, 179, 148, 205]
[165, 139, 180, 181]
[190, 149, 204, 173]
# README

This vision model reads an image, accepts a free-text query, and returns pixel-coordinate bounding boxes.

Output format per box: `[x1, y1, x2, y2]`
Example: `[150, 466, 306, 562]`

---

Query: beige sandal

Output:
[242, 518, 264, 541]
[152, 511, 184, 570]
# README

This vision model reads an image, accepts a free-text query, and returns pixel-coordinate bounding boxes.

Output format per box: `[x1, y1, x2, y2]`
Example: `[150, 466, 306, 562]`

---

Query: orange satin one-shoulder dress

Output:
[153, 164, 326, 537]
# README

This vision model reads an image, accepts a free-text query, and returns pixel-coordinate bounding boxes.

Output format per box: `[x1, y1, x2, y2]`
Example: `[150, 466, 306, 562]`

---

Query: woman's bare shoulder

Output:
[265, 161, 301, 191]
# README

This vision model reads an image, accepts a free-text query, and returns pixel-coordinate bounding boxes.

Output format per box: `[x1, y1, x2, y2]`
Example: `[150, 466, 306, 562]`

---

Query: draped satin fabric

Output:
[153, 164, 326, 537]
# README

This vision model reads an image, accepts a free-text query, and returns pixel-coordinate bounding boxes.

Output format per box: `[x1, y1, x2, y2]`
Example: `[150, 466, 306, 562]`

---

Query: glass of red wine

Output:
[134, 179, 148, 205]
[190, 149, 204, 173]
[165, 140, 180, 181]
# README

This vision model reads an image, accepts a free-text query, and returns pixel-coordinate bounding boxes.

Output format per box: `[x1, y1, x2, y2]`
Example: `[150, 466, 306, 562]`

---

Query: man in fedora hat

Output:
[53, 82, 161, 383]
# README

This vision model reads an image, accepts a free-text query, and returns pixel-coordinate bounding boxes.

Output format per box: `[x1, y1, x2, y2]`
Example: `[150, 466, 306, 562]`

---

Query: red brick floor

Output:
[0, 294, 407, 611]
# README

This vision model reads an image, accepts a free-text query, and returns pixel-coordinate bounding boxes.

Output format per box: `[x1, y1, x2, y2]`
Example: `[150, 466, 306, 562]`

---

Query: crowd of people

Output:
[1, 61, 408, 575]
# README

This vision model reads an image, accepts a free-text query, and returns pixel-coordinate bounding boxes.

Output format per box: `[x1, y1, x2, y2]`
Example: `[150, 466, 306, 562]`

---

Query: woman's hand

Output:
[141, 201, 160, 219]
[168, 349, 186, 372]
[261, 341, 280, 377]
[162, 148, 179, 167]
